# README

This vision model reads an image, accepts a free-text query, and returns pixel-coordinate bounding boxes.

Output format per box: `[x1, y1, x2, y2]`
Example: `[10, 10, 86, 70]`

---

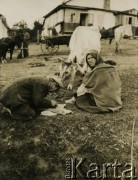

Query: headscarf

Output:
[82, 50, 104, 74]
[85, 49, 104, 68]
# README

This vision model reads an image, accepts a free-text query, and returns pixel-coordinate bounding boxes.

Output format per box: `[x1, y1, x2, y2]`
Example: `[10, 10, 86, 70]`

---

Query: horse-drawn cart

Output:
[40, 35, 71, 55]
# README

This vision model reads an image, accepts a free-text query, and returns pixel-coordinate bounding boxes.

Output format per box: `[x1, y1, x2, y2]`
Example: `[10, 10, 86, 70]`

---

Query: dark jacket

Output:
[0, 76, 53, 111]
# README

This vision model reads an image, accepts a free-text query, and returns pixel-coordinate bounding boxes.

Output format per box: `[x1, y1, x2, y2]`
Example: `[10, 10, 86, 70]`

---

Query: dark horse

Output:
[100, 24, 122, 44]
[0, 34, 24, 63]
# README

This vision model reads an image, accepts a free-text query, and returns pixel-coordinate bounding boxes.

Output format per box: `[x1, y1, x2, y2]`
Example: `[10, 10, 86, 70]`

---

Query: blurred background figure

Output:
[23, 29, 30, 58]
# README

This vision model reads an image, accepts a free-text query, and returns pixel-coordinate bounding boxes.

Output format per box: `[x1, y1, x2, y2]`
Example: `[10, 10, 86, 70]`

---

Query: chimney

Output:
[104, 0, 110, 10]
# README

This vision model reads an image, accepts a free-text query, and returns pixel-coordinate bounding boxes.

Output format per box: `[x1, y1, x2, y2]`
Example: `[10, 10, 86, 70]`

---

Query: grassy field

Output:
[0, 39, 138, 179]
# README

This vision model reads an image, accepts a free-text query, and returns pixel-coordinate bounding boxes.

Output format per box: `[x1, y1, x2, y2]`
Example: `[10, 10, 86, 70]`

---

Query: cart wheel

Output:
[41, 39, 54, 54]
[47, 42, 54, 54]
[53, 45, 59, 53]
[41, 41, 49, 55]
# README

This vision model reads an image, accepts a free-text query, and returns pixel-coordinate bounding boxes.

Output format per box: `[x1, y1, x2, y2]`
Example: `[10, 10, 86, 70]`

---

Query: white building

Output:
[42, 0, 138, 36]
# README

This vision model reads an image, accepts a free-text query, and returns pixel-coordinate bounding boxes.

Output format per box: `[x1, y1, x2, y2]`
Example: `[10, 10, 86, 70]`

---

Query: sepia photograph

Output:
[0, 0, 138, 179]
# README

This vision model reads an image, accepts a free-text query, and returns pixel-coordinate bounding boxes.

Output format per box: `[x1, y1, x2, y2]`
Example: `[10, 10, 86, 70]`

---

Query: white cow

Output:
[114, 24, 133, 53]
[59, 26, 101, 89]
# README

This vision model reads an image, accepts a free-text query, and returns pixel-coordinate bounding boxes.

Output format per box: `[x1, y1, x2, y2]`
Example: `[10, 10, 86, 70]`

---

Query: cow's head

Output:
[58, 57, 78, 89]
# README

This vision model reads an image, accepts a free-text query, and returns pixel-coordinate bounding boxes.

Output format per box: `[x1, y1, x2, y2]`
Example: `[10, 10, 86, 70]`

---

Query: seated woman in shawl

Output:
[66, 50, 122, 113]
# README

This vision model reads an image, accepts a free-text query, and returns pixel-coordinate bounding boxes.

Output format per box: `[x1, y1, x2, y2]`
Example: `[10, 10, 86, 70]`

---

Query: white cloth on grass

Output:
[41, 104, 72, 116]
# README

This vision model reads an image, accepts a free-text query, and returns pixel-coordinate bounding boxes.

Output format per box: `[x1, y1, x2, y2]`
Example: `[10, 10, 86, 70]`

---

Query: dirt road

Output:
[0, 39, 137, 86]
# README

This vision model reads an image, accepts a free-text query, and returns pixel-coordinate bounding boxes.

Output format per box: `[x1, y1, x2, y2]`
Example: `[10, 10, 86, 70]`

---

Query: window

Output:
[70, 13, 75, 22]
[128, 17, 132, 24]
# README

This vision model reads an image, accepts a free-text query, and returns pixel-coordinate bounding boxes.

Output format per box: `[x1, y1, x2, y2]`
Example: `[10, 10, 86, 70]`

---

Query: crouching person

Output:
[0, 75, 62, 120]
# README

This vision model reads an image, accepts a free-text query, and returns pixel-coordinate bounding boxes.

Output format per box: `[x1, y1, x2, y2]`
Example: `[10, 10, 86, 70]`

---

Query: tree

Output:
[30, 21, 44, 42]
[13, 20, 28, 30]
[33, 21, 43, 32]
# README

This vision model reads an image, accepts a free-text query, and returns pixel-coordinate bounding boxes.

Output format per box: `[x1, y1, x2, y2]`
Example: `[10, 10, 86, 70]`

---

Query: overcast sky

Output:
[0, 0, 138, 28]
[0, 0, 63, 28]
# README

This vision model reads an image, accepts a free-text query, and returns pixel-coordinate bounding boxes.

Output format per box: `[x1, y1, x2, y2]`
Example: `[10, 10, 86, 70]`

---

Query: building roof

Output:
[122, 8, 138, 13]
[43, 4, 138, 19]
[114, 9, 138, 17]
[43, 4, 118, 19]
